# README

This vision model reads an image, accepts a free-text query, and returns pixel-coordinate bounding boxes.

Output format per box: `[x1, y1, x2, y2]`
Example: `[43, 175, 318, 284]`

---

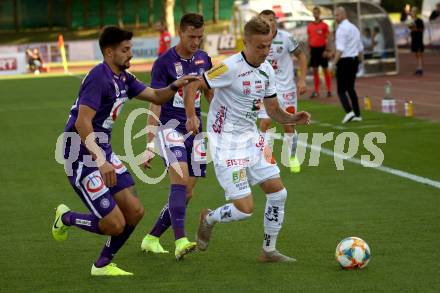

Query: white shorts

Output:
[213, 136, 281, 201]
[258, 91, 298, 119]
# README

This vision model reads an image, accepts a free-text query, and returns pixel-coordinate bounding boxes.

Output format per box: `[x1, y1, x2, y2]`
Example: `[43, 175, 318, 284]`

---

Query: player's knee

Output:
[234, 203, 254, 215]
[132, 204, 145, 224]
[101, 219, 126, 236]
[126, 203, 145, 226]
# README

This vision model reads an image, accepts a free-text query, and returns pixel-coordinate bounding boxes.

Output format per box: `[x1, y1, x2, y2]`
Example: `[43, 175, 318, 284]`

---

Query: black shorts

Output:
[310, 46, 329, 68]
[411, 41, 424, 53]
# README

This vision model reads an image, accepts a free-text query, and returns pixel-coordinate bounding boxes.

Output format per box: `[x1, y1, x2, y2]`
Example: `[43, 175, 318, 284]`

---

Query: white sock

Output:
[206, 203, 252, 225]
[285, 132, 298, 157]
[263, 188, 287, 252]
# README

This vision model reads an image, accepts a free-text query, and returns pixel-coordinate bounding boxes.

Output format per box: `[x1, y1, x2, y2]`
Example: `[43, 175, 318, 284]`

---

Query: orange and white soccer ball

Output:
[335, 237, 371, 269]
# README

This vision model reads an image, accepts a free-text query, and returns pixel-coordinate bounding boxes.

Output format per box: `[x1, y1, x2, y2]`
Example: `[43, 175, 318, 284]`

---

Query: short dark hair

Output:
[99, 26, 133, 53]
[259, 10, 276, 17]
[180, 13, 204, 31]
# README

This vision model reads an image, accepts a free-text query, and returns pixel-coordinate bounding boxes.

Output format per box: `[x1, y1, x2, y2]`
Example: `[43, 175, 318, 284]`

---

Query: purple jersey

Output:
[150, 47, 212, 133]
[65, 62, 146, 149]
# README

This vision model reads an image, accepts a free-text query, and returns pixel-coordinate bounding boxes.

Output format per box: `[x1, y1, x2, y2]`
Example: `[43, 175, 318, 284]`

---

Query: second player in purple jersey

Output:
[151, 46, 212, 134]
[141, 13, 213, 259]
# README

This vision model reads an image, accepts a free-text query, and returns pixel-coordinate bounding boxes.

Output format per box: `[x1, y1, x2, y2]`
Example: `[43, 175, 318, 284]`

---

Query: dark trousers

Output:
[336, 57, 360, 116]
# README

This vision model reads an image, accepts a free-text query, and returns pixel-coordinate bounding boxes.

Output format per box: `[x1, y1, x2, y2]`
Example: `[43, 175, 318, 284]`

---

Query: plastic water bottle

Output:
[364, 96, 372, 111]
[404, 99, 414, 117]
[381, 81, 396, 113]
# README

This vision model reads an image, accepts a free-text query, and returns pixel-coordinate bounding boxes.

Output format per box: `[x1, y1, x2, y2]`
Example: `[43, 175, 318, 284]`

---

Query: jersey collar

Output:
[172, 46, 196, 63]
[241, 51, 259, 68]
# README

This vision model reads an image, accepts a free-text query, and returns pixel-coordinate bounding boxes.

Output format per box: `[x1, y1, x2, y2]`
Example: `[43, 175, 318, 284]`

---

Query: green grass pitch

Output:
[0, 73, 439, 292]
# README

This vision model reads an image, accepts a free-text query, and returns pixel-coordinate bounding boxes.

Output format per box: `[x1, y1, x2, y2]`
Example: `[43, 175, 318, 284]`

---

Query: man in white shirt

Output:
[184, 17, 311, 262]
[257, 9, 308, 173]
[372, 27, 385, 58]
[333, 7, 364, 123]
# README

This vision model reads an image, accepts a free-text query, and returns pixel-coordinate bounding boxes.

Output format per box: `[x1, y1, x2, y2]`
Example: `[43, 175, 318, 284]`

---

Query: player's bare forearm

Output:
[137, 75, 199, 105]
[204, 88, 214, 104]
[264, 98, 311, 125]
[184, 79, 207, 118]
[296, 51, 307, 84]
[334, 50, 342, 64]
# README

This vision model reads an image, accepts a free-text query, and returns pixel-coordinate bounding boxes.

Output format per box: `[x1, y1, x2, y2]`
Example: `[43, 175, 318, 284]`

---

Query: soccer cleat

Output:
[352, 116, 363, 122]
[342, 111, 355, 123]
[196, 209, 214, 251]
[52, 204, 71, 242]
[258, 250, 297, 263]
[141, 234, 169, 254]
[91, 263, 133, 276]
[289, 156, 301, 173]
[175, 237, 197, 260]
[327, 91, 333, 98]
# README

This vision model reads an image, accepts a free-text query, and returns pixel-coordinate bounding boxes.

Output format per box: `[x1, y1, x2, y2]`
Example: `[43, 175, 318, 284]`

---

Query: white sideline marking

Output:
[303, 142, 440, 190]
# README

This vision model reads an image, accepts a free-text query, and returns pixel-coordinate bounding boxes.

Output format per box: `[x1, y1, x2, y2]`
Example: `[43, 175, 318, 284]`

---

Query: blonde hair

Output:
[244, 17, 271, 38]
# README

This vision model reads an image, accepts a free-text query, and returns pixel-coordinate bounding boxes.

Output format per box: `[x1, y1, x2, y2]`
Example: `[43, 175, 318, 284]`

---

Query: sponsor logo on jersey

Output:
[174, 62, 184, 77]
[195, 59, 205, 65]
[238, 70, 252, 77]
[226, 159, 249, 167]
[82, 171, 109, 201]
[207, 63, 228, 79]
[251, 99, 261, 111]
[277, 46, 283, 54]
[212, 105, 227, 134]
[110, 153, 127, 174]
[232, 169, 247, 184]
[243, 80, 251, 95]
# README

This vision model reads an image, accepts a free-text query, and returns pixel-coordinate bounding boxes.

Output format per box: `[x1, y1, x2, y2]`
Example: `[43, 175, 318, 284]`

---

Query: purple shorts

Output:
[156, 127, 207, 177]
[65, 148, 134, 219]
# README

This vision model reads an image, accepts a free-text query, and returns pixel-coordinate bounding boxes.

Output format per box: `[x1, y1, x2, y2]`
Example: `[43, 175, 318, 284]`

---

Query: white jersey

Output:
[266, 29, 299, 93]
[203, 52, 277, 160]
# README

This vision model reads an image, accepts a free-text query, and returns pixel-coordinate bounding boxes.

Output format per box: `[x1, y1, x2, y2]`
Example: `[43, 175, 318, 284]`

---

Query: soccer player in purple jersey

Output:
[140, 13, 213, 259]
[51, 26, 197, 276]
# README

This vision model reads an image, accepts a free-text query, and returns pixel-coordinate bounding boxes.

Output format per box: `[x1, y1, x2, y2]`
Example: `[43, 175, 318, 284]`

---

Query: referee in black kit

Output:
[333, 7, 364, 123]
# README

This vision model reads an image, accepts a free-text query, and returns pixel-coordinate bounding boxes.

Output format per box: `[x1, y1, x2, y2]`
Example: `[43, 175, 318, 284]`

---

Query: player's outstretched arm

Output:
[183, 79, 209, 134]
[293, 47, 308, 95]
[135, 75, 199, 105]
[264, 97, 311, 126]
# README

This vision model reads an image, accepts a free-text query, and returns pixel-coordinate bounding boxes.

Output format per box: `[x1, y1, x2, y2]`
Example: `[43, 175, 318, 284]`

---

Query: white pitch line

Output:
[306, 142, 440, 190]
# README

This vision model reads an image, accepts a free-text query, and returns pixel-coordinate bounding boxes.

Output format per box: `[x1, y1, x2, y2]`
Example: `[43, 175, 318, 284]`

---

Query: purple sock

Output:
[95, 225, 135, 268]
[168, 184, 187, 240]
[149, 203, 172, 237]
[62, 211, 102, 234]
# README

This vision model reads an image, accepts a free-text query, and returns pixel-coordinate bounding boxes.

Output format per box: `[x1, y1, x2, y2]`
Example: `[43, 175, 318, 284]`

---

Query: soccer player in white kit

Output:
[257, 10, 308, 173]
[184, 17, 311, 262]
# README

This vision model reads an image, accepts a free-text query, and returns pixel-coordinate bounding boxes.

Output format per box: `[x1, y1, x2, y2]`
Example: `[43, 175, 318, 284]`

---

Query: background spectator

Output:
[156, 21, 171, 56]
[409, 7, 425, 76]
[429, 2, 440, 21]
